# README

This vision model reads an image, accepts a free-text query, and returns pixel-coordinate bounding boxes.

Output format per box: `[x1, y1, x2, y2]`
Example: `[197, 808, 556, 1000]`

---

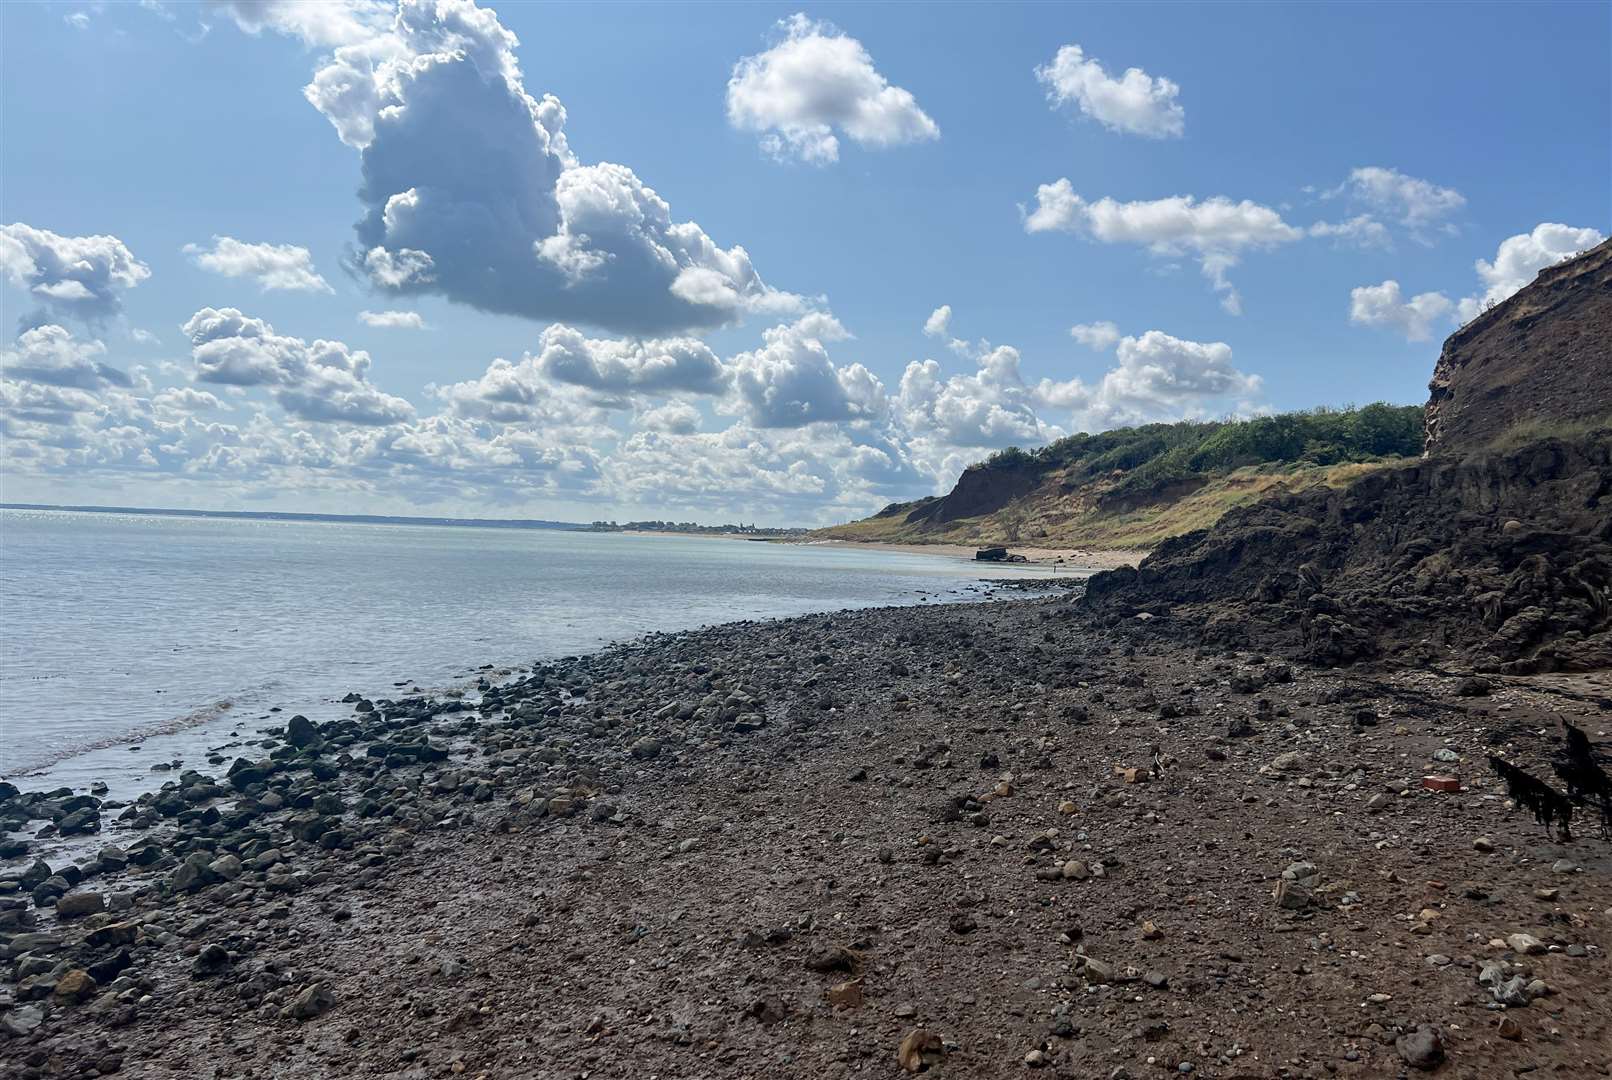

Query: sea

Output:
[0, 507, 1060, 798]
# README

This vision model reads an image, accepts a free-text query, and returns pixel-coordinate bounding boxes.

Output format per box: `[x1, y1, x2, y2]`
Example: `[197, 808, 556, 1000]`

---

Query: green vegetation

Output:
[996, 403, 1423, 501]
[1486, 412, 1612, 453]
[819, 404, 1426, 551]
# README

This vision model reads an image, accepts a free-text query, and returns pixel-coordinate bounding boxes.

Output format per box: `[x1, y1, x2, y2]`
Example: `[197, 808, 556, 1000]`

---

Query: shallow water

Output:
[1, 508, 1062, 795]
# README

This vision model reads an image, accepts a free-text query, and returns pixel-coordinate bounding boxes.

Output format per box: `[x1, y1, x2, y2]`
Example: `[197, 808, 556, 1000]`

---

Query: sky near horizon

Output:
[2, 1, 1607, 526]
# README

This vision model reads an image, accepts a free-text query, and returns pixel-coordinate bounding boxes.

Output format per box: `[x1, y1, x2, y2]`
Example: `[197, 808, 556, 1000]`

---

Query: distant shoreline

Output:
[0, 502, 585, 532]
[1, 506, 1147, 570]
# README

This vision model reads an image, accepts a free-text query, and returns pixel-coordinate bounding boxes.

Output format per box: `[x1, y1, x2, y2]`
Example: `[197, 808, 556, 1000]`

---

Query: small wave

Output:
[2, 683, 280, 780]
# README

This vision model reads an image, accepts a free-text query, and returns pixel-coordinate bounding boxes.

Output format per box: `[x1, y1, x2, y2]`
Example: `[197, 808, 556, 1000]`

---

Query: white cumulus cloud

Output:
[1328, 166, 1465, 236]
[184, 236, 333, 293]
[1069, 321, 1121, 351]
[183, 306, 415, 425]
[1, 324, 133, 391]
[1457, 223, 1605, 321]
[0, 223, 151, 328]
[922, 304, 952, 338]
[227, 0, 801, 335]
[358, 310, 427, 329]
[729, 313, 887, 428]
[727, 13, 939, 164]
[534, 324, 728, 399]
[1024, 182, 1303, 314]
[207, 0, 393, 47]
[1042, 329, 1262, 428]
[1348, 280, 1455, 342]
[1036, 43, 1184, 138]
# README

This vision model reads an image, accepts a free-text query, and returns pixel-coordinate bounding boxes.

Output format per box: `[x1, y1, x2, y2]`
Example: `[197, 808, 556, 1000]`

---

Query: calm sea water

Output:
[1, 509, 1053, 791]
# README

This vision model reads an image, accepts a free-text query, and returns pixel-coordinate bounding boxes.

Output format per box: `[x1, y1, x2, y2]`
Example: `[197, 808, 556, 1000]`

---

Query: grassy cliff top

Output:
[822, 404, 1424, 550]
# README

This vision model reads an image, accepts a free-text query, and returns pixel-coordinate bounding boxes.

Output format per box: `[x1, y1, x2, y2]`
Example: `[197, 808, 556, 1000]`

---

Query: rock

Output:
[1496, 1016, 1522, 1040]
[629, 737, 660, 760]
[192, 943, 231, 977]
[288, 813, 336, 843]
[1273, 879, 1312, 910]
[86, 921, 139, 949]
[1395, 1026, 1444, 1070]
[1, 1003, 44, 1037]
[824, 978, 863, 1009]
[284, 982, 335, 1021]
[53, 968, 97, 1003]
[86, 947, 132, 984]
[1456, 677, 1491, 697]
[746, 994, 789, 1026]
[169, 852, 216, 893]
[208, 854, 243, 881]
[58, 807, 100, 835]
[1024, 1049, 1049, 1068]
[285, 714, 322, 749]
[1491, 975, 1531, 1007]
[804, 944, 859, 973]
[1506, 933, 1546, 955]
[54, 891, 105, 919]
[1432, 748, 1459, 763]
[1269, 751, 1308, 773]
[1060, 860, 1090, 881]
[1473, 837, 1495, 853]
[897, 1029, 945, 1073]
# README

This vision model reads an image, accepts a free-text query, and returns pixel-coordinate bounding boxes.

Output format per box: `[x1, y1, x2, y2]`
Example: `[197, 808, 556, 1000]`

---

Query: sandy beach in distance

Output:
[615, 529, 1147, 571]
[803, 538, 1147, 571]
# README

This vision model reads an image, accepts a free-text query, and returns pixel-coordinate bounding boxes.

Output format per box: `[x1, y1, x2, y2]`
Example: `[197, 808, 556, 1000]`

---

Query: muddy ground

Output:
[3, 592, 1610, 1079]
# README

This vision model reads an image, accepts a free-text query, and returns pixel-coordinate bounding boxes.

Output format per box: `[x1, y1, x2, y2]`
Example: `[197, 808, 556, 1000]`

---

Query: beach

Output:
[802, 539, 1146, 570]
[3, 589, 1608, 1077]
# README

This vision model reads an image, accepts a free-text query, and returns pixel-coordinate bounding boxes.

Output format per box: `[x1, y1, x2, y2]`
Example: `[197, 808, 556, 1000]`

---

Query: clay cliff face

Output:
[902, 458, 1047, 526]
[1084, 236, 1612, 672]
[1425, 238, 1612, 455]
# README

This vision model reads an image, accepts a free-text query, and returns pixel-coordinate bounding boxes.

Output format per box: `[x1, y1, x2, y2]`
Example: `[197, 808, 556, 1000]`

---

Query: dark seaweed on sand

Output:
[1488, 754, 1574, 840]
[1554, 722, 1612, 838]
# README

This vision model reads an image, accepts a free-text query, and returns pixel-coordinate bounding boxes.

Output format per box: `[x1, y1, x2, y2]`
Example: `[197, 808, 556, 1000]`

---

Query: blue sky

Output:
[2, 0, 1607, 524]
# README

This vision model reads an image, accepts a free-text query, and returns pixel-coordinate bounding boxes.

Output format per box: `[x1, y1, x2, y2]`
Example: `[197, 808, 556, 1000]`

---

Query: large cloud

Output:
[1347, 223, 1606, 339]
[1042, 329, 1262, 428]
[534, 324, 727, 399]
[0, 223, 151, 329]
[208, 0, 392, 46]
[1348, 280, 1455, 342]
[183, 306, 416, 425]
[1023, 182, 1303, 314]
[894, 343, 1065, 483]
[726, 13, 939, 164]
[1035, 43, 1184, 139]
[1, 324, 134, 390]
[1457, 223, 1604, 321]
[184, 236, 333, 293]
[1326, 166, 1464, 238]
[728, 313, 887, 428]
[237, 0, 803, 335]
